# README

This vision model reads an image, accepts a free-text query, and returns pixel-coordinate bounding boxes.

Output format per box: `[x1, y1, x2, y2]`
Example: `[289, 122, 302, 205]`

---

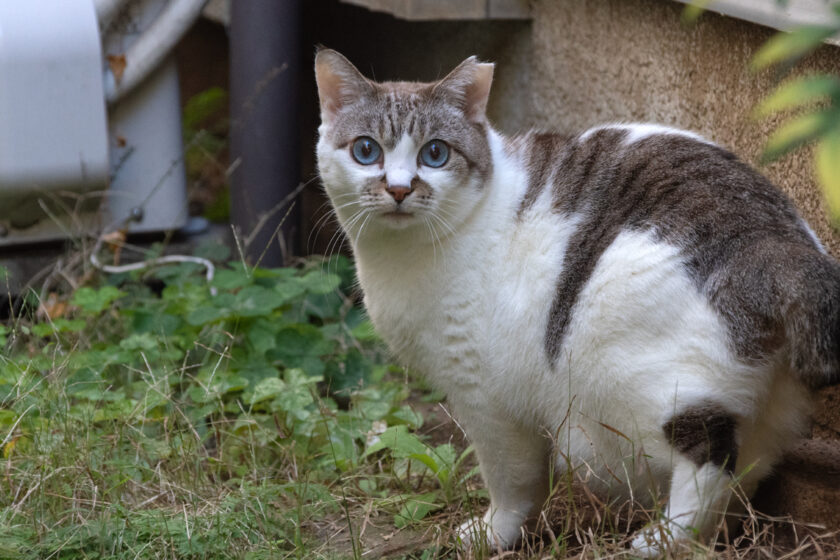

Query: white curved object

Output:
[103, 0, 209, 104]
[0, 0, 108, 207]
[92, 0, 131, 27]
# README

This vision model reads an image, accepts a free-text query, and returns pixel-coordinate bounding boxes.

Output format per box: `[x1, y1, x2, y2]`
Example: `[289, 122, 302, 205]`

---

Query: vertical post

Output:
[230, 0, 301, 266]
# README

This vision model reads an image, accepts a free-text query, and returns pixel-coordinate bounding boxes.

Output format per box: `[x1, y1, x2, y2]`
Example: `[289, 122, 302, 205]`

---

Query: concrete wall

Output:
[529, 0, 840, 257]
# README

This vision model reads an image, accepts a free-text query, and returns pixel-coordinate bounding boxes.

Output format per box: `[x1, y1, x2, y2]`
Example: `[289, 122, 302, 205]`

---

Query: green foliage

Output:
[0, 255, 462, 558]
[685, 1, 840, 226]
[364, 425, 477, 524]
[749, 6, 840, 225]
[182, 87, 230, 223]
[750, 24, 838, 71]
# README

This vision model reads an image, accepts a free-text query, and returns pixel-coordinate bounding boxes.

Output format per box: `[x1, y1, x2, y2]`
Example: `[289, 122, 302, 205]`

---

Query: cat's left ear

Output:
[433, 56, 494, 123]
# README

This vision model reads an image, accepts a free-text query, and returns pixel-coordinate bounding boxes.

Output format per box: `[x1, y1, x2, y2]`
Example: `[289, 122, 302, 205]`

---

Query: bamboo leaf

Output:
[751, 25, 838, 71]
[754, 75, 840, 118]
[681, 0, 715, 25]
[762, 110, 834, 162]
[816, 130, 840, 225]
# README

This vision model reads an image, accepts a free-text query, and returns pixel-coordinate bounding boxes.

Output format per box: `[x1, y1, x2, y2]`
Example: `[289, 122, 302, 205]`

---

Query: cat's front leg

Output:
[453, 403, 551, 551]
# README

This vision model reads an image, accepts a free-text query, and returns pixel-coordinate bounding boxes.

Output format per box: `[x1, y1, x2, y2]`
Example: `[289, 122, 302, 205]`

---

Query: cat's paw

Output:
[629, 524, 690, 558]
[456, 510, 523, 551]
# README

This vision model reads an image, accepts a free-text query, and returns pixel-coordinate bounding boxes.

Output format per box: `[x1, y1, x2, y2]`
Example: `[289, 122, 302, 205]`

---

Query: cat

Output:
[314, 48, 840, 555]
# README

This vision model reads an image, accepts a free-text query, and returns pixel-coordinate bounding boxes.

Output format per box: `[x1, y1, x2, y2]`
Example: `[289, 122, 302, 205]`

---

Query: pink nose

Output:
[386, 185, 412, 203]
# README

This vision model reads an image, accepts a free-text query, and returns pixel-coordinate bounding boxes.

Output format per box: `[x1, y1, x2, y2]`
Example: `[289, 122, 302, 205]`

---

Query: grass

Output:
[0, 238, 838, 559]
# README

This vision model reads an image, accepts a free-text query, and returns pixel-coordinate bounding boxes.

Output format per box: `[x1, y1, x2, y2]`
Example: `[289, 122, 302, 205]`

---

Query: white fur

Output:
[579, 122, 712, 146]
[800, 217, 827, 254]
[383, 134, 417, 187]
[317, 123, 810, 551]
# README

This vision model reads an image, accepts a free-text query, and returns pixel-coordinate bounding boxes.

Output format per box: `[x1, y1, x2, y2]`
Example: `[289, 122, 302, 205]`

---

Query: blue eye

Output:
[419, 140, 449, 168]
[351, 137, 381, 165]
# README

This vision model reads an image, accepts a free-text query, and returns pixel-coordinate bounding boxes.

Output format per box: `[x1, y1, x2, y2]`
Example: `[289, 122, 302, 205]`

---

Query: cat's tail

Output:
[780, 248, 840, 390]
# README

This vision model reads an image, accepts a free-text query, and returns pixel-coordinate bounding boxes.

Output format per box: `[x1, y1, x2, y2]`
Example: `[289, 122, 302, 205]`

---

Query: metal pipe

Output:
[103, 0, 209, 104]
[230, 0, 301, 266]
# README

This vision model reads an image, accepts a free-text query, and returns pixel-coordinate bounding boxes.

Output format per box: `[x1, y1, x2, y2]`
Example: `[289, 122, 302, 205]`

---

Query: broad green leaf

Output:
[388, 405, 424, 429]
[327, 348, 371, 396]
[119, 333, 158, 351]
[394, 493, 441, 528]
[751, 25, 838, 70]
[31, 318, 86, 337]
[364, 425, 428, 458]
[183, 87, 227, 130]
[246, 320, 277, 355]
[754, 75, 840, 117]
[268, 324, 333, 375]
[350, 320, 379, 342]
[210, 267, 251, 290]
[816, 129, 840, 224]
[299, 271, 341, 295]
[762, 109, 835, 161]
[186, 306, 229, 326]
[408, 452, 440, 475]
[232, 285, 288, 317]
[248, 377, 285, 405]
[72, 285, 126, 313]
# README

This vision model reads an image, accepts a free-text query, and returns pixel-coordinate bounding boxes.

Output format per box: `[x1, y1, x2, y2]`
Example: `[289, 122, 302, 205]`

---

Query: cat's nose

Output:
[386, 185, 412, 203]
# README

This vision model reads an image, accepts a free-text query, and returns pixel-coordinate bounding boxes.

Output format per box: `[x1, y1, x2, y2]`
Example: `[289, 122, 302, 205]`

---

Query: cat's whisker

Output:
[323, 208, 362, 272]
[308, 208, 339, 254]
[352, 210, 374, 245]
[428, 210, 456, 238]
[422, 216, 438, 266]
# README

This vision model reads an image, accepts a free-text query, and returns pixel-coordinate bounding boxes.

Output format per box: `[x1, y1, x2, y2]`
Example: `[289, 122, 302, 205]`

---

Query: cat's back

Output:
[508, 123, 840, 390]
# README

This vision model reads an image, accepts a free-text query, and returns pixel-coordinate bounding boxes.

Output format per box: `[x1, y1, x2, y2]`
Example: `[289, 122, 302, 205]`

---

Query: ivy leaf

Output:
[816, 128, 840, 225]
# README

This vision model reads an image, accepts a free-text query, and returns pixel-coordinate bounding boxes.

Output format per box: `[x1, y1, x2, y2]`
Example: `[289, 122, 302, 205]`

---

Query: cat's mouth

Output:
[382, 209, 414, 219]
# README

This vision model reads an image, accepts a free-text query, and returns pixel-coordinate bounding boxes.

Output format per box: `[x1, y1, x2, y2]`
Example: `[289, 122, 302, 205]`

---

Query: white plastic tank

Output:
[0, 0, 200, 245]
[0, 0, 109, 232]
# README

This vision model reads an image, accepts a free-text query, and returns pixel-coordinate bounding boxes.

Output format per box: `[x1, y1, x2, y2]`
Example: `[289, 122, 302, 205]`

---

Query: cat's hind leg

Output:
[631, 403, 739, 557]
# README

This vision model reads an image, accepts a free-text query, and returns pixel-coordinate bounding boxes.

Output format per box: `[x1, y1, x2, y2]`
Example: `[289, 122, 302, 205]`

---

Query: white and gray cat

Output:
[314, 49, 840, 555]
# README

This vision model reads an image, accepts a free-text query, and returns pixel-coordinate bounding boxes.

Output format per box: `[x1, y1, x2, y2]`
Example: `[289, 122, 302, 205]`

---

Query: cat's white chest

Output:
[355, 200, 578, 417]
[359, 257, 490, 391]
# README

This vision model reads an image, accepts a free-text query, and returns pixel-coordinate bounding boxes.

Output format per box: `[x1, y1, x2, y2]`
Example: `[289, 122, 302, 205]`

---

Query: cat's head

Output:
[315, 49, 494, 239]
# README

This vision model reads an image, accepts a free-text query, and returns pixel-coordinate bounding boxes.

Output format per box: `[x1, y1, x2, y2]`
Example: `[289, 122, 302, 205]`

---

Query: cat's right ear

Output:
[314, 49, 373, 122]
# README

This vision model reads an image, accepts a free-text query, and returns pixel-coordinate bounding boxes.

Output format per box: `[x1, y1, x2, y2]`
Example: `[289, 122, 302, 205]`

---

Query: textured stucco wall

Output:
[526, 0, 840, 527]
[529, 0, 840, 258]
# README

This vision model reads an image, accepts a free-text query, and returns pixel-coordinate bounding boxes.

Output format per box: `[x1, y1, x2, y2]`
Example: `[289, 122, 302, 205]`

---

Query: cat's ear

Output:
[314, 49, 374, 121]
[433, 56, 494, 123]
